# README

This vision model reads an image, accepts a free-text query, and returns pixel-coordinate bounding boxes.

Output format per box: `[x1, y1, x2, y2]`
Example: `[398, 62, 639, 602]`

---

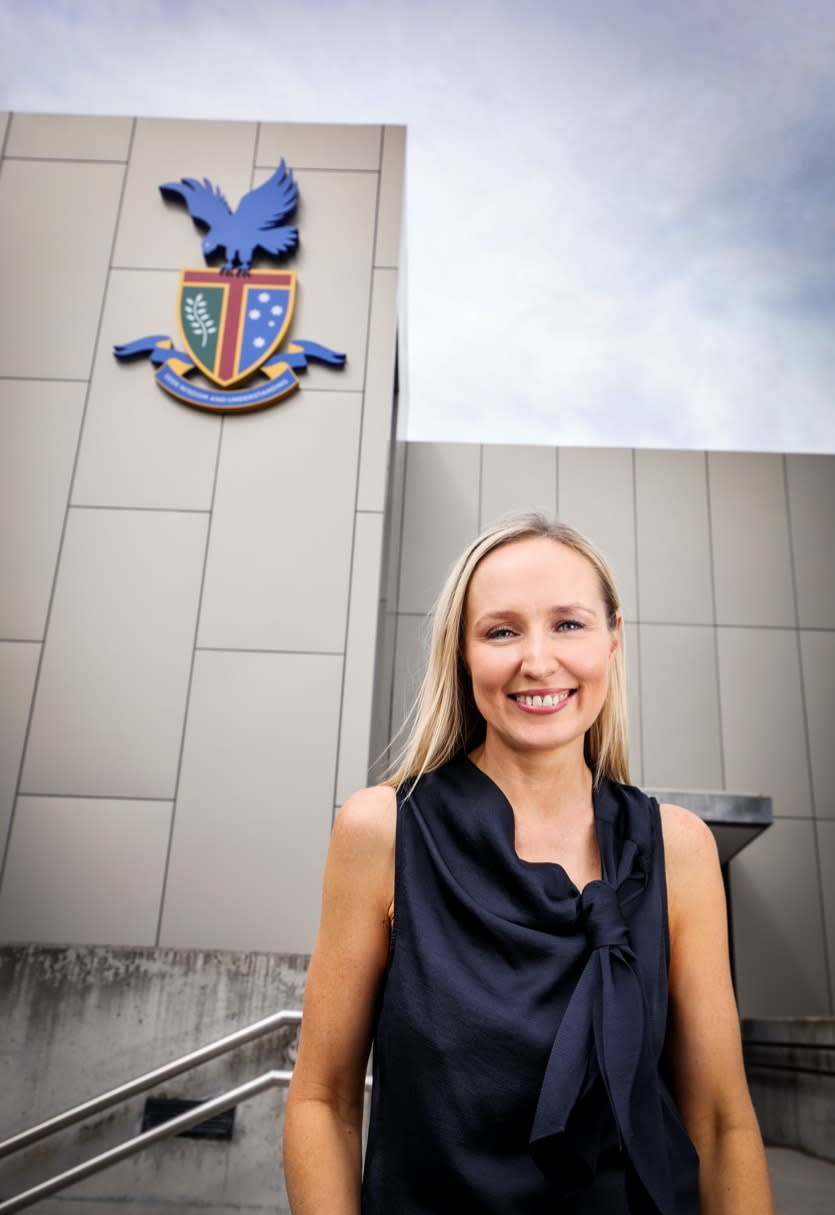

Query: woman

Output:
[284, 515, 772, 1213]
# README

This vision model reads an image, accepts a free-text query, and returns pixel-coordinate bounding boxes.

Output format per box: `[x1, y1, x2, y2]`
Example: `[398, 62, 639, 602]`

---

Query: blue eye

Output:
[486, 626, 517, 640]
[556, 619, 583, 632]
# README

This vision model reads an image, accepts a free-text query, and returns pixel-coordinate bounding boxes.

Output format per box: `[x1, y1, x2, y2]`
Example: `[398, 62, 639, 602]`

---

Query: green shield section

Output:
[180, 285, 224, 374]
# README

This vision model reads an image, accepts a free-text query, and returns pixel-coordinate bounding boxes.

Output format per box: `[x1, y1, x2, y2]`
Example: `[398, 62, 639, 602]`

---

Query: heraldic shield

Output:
[176, 268, 296, 387]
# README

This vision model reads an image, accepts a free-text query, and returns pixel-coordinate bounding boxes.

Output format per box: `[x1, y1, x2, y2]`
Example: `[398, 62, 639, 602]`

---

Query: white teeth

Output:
[516, 691, 571, 707]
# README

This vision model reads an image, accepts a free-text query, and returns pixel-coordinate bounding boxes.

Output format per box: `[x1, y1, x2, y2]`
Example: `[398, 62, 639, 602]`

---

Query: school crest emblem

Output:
[114, 161, 345, 412]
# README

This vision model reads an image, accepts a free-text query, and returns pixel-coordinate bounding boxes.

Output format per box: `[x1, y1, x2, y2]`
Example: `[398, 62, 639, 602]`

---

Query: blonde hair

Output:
[386, 514, 629, 789]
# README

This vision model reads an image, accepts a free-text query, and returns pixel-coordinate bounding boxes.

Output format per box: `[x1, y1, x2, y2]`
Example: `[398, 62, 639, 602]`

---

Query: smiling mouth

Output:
[510, 690, 575, 708]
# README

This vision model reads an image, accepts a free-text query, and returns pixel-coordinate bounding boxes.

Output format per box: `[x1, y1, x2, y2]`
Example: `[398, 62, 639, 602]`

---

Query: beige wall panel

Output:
[257, 122, 381, 171]
[383, 438, 407, 608]
[787, 454, 835, 629]
[336, 511, 385, 804]
[0, 797, 171, 946]
[731, 819, 830, 1016]
[198, 391, 360, 653]
[6, 113, 132, 160]
[71, 269, 221, 509]
[0, 381, 85, 637]
[708, 453, 795, 627]
[624, 621, 642, 786]
[717, 628, 811, 816]
[817, 820, 835, 1002]
[0, 159, 123, 379]
[371, 439, 408, 770]
[398, 442, 481, 614]
[357, 268, 398, 512]
[800, 631, 835, 818]
[639, 625, 722, 790]
[0, 642, 40, 855]
[635, 450, 713, 624]
[159, 650, 342, 953]
[21, 510, 207, 798]
[480, 445, 558, 528]
[113, 118, 257, 269]
[252, 167, 378, 393]
[558, 448, 637, 619]
[395, 276, 410, 438]
[370, 607, 398, 782]
[391, 614, 430, 742]
[0, 112, 8, 146]
[375, 125, 406, 267]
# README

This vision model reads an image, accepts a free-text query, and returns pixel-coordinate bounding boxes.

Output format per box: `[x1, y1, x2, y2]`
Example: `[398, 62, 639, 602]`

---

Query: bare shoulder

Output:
[326, 785, 397, 917]
[314, 785, 397, 967]
[660, 802, 718, 870]
[660, 803, 723, 944]
[332, 784, 397, 857]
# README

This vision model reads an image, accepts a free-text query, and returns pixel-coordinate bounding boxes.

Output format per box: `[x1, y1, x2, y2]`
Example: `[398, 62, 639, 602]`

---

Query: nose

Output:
[520, 628, 559, 679]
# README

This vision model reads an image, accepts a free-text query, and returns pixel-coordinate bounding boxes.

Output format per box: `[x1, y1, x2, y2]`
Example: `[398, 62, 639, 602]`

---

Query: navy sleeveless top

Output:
[361, 752, 701, 1213]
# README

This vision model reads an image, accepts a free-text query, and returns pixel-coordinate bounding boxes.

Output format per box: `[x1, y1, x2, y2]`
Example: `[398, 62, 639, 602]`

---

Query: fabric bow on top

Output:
[529, 839, 692, 1214]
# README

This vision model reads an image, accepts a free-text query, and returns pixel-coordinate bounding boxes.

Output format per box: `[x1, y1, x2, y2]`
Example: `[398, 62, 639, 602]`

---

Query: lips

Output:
[510, 690, 575, 708]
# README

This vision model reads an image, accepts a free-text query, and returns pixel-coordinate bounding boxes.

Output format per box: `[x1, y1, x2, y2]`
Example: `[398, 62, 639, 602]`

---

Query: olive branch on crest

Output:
[184, 293, 217, 348]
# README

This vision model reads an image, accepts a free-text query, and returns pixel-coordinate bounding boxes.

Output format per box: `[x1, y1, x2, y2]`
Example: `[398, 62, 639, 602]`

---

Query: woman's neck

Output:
[469, 734, 592, 819]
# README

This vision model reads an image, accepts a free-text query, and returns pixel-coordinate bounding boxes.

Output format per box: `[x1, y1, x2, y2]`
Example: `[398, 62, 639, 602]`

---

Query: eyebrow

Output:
[472, 603, 600, 626]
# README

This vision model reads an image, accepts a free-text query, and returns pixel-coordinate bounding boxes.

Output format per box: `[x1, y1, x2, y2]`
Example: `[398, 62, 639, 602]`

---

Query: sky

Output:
[1, 0, 834, 453]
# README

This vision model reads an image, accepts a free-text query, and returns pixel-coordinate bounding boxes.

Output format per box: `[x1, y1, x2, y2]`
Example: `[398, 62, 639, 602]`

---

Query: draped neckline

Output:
[458, 750, 608, 897]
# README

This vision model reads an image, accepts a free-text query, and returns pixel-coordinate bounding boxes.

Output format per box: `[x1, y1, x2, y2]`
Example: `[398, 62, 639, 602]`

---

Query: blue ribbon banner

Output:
[114, 335, 346, 413]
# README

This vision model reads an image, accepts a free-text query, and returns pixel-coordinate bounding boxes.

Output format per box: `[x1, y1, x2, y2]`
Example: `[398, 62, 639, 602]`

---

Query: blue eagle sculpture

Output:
[160, 160, 299, 273]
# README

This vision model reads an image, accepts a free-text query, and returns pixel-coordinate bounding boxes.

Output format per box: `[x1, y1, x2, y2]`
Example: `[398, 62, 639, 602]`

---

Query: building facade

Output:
[0, 112, 833, 1210]
[0, 112, 405, 958]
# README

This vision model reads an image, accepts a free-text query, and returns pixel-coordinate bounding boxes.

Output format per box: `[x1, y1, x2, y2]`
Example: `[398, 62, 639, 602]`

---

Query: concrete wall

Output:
[0, 113, 404, 957]
[385, 442, 835, 1019]
[0, 945, 304, 1213]
[743, 1017, 835, 1163]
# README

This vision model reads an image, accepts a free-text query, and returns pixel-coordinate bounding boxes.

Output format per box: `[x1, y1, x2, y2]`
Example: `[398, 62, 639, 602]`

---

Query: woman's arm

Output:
[283, 784, 396, 1215]
[661, 804, 773, 1215]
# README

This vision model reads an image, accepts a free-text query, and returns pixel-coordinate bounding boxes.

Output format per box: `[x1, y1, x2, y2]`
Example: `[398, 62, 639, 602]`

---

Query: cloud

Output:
[1, 0, 833, 453]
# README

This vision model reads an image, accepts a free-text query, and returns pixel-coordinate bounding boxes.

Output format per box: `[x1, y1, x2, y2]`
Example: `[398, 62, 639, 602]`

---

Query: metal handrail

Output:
[0, 1068, 294, 1214]
[0, 1008, 301, 1160]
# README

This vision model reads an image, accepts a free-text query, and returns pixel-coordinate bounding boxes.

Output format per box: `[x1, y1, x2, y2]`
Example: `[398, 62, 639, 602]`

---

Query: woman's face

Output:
[463, 537, 621, 759]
